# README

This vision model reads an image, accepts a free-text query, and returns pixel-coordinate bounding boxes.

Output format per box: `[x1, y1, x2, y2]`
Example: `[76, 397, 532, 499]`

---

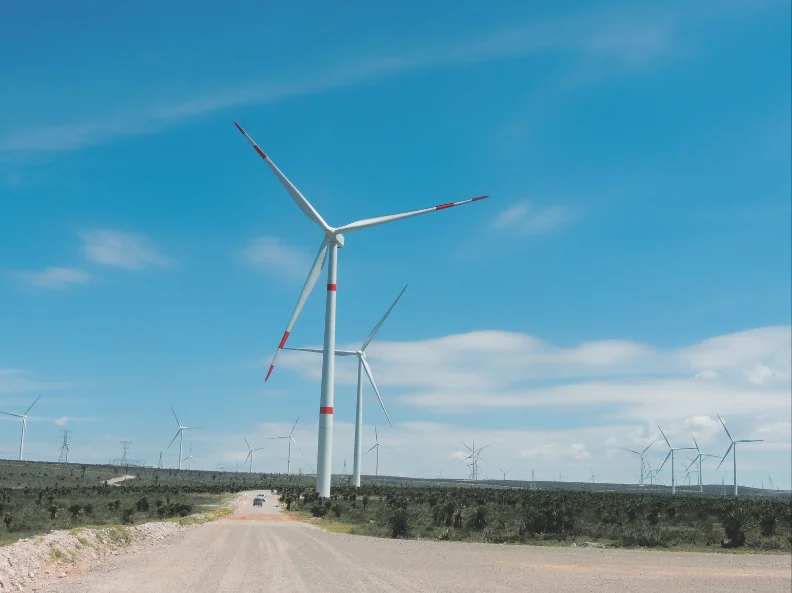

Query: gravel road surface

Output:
[43, 491, 791, 593]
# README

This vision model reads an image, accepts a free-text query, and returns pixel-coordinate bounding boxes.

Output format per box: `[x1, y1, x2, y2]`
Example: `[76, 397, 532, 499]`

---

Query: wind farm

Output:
[2, 3, 790, 589]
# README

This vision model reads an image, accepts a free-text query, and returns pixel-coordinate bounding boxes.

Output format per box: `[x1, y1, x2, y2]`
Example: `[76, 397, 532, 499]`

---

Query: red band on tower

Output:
[320, 406, 334, 415]
[327, 283, 337, 291]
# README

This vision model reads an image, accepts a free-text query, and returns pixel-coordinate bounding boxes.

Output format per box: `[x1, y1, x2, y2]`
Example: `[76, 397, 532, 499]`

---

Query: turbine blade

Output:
[24, 394, 42, 416]
[244, 450, 252, 462]
[290, 415, 300, 436]
[623, 448, 641, 455]
[659, 450, 671, 471]
[717, 443, 733, 470]
[461, 442, 474, 453]
[171, 407, 180, 427]
[266, 238, 329, 381]
[234, 122, 330, 231]
[335, 196, 490, 235]
[244, 437, 251, 450]
[0, 412, 23, 418]
[364, 445, 377, 455]
[382, 445, 395, 452]
[361, 285, 408, 351]
[641, 439, 657, 455]
[692, 434, 700, 452]
[361, 358, 392, 428]
[735, 439, 763, 443]
[290, 436, 303, 453]
[717, 414, 733, 442]
[283, 347, 325, 354]
[166, 430, 180, 450]
[658, 426, 671, 448]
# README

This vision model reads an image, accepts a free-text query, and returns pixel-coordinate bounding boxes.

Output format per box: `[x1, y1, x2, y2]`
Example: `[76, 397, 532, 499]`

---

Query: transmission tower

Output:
[120, 441, 131, 466]
[58, 430, 72, 463]
[531, 469, 536, 489]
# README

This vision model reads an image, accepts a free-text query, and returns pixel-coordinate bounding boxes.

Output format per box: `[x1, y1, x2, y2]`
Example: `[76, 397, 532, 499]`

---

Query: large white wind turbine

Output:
[461, 439, 489, 481]
[658, 426, 695, 495]
[364, 426, 393, 478]
[622, 439, 656, 487]
[0, 395, 41, 460]
[268, 415, 303, 475]
[285, 286, 406, 488]
[235, 122, 489, 497]
[243, 437, 265, 473]
[716, 415, 763, 497]
[166, 408, 199, 470]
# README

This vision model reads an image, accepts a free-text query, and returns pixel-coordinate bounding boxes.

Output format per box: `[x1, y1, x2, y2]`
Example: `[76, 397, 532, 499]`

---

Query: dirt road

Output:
[43, 492, 791, 593]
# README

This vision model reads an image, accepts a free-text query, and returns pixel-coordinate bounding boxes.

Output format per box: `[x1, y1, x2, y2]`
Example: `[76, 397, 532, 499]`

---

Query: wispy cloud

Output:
[0, 7, 693, 156]
[491, 202, 576, 235]
[241, 236, 311, 280]
[81, 230, 172, 270]
[11, 267, 90, 290]
[0, 369, 71, 395]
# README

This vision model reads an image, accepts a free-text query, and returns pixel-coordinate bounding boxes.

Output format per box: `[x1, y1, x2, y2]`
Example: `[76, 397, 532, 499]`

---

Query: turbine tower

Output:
[716, 415, 763, 496]
[285, 286, 406, 488]
[658, 426, 695, 495]
[235, 122, 490, 497]
[167, 408, 199, 470]
[243, 437, 265, 473]
[268, 415, 303, 475]
[622, 439, 656, 486]
[0, 394, 41, 460]
[364, 426, 393, 477]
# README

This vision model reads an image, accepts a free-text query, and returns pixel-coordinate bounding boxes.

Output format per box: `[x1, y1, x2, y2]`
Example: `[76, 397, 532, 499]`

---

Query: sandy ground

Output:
[104, 475, 136, 486]
[41, 491, 791, 593]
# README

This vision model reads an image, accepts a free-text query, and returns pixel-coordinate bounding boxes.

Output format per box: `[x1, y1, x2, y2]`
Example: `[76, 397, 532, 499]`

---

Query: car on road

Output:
[253, 493, 266, 507]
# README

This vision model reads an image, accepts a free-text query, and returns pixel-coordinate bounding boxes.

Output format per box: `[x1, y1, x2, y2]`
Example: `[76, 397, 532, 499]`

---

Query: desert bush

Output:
[388, 508, 410, 538]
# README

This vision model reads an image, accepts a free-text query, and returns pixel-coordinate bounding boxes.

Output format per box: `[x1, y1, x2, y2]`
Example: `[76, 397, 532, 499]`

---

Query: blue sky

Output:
[1, 1, 790, 487]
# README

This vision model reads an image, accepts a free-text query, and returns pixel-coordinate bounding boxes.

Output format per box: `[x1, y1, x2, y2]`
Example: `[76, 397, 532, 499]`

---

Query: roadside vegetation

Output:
[279, 484, 792, 552]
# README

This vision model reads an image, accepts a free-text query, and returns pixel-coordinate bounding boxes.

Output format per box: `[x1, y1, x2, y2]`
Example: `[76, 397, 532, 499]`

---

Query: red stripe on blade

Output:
[234, 122, 246, 134]
[253, 145, 268, 159]
[327, 283, 337, 291]
[265, 365, 275, 381]
[435, 202, 455, 210]
[278, 331, 290, 349]
[320, 406, 334, 415]
[472, 195, 489, 202]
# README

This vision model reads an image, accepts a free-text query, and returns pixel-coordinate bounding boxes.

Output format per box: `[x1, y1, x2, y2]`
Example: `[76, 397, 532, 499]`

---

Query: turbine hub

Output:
[326, 230, 345, 247]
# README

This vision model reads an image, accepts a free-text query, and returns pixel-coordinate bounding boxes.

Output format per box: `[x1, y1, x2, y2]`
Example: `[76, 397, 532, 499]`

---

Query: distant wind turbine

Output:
[364, 426, 393, 477]
[658, 426, 695, 495]
[166, 408, 199, 470]
[285, 286, 405, 487]
[496, 467, 513, 481]
[716, 415, 763, 497]
[0, 395, 41, 461]
[268, 415, 303, 475]
[243, 437, 265, 473]
[182, 444, 195, 470]
[461, 439, 489, 481]
[687, 433, 719, 493]
[622, 439, 656, 486]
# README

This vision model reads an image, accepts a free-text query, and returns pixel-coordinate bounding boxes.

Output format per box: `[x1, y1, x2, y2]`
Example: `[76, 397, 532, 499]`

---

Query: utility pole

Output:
[58, 430, 72, 463]
[157, 451, 163, 469]
[531, 469, 535, 488]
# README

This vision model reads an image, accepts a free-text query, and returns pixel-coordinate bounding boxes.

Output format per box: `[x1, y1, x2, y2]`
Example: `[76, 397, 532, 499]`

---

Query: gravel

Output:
[32, 491, 792, 593]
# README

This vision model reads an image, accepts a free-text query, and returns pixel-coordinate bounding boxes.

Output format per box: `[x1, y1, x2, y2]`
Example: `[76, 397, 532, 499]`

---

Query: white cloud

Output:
[568, 443, 591, 459]
[80, 230, 172, 270]
[0, 369, 70, 395]
[12, 267, 90, 290]
[241, 236, 311, 280]
[491, 203, 575, 235]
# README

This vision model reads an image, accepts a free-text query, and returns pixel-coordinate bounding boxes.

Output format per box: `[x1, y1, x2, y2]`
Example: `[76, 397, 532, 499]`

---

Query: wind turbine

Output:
[658, 426, 695, 495]
[496, 467, 513, 481]
[235, 122, 489, 497]
[268, 415, 303, 475]
[687, 433, 719, 493]
[0, 395, 41, 461]
[166, 408, 199, 470]
[461, 439, 489, 481]
[243, 437, 265, 473]
[622, 439, 656, 486]
[285, 286, 406, 488]
[182, 444, 195, 470]
[716, 415, 763, 496]
[364, 426, 393, 477]
[589, 468, 600, 484]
